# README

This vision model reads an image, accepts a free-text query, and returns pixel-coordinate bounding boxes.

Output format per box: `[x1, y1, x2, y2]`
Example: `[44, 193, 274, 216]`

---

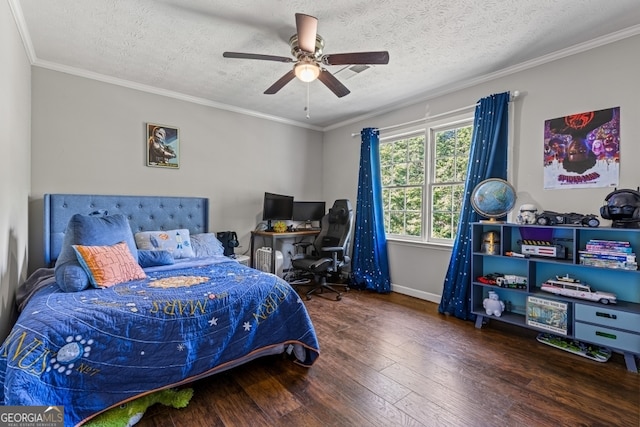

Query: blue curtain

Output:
[438, 92, 510, 319]
[351, 128, 391, 293]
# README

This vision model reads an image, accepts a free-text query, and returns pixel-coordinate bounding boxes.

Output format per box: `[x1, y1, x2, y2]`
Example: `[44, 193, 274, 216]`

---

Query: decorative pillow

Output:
[54, 213, 138, 292]
[134, 229, 195, 259]
[73, 241, 147, 288]
[190, 233, 225, 258]
[138, 250, 175, 268]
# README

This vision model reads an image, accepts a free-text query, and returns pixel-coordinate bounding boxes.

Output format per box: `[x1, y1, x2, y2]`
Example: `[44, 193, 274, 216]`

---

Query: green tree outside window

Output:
[380, 122, 472, 242]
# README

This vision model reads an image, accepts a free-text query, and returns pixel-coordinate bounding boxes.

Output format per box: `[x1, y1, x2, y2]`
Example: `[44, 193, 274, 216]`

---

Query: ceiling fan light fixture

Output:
[223, 13, 388, 97]
[294, 62, 320, 82]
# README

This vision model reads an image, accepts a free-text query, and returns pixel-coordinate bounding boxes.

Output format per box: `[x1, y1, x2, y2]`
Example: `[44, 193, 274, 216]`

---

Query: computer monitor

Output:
[262, 192, 294, 230]
[292, 201, 326, 228]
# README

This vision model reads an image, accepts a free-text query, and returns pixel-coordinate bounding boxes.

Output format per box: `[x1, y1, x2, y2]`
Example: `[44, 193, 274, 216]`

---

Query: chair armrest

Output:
[321, 246, 344, 253]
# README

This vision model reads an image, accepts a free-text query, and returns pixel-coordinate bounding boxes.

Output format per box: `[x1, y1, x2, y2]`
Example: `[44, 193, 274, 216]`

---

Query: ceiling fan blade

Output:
[317, 69, 350, 98]
[264, 70, 296, 94]
[295, 13, 318, 53]
[322, 51, 390, 65]
[223, 52, 293, 63]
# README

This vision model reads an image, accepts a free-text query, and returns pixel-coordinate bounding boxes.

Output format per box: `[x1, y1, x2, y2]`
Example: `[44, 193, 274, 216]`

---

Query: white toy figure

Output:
[516, 203, 538, 225]
[483, 291, 505, 317]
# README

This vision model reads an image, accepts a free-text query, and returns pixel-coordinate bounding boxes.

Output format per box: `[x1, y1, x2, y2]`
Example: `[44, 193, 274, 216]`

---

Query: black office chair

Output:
[291, 199, 353, 300]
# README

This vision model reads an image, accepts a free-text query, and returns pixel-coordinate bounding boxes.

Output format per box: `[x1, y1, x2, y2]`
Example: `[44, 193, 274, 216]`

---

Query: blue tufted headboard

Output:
[44, 194, 209, 266]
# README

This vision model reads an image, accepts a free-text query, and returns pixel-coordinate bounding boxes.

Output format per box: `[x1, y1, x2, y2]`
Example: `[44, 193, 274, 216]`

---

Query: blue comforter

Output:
[0, 257, 319, 426]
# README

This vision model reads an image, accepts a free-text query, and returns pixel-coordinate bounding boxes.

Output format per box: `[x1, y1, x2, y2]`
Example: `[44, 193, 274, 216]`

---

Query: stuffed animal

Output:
[483, 291, 505, 317]
[85, 388, 194, 427]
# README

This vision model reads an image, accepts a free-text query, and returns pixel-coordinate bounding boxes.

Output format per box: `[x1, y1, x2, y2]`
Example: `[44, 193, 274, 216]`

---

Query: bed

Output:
[0, 194, 320, 426]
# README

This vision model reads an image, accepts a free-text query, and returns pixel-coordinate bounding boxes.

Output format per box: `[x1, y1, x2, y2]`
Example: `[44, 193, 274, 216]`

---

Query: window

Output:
[380, 119, 473, 244]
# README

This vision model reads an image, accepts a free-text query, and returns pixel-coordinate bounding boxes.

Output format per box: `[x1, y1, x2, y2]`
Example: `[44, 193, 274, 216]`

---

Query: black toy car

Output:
[535, 211, 600, 227]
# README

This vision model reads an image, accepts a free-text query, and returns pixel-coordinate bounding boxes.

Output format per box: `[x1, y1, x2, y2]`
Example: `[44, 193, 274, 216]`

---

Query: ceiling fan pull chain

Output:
[306, 82, 311, 119]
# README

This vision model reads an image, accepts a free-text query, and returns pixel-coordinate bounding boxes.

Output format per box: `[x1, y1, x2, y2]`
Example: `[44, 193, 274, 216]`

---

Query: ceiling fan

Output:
[222, 13, 389, 98]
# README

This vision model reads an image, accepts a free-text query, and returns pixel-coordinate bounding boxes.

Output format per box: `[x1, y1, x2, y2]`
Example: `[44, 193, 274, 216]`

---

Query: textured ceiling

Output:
[11, 0, 640, 129]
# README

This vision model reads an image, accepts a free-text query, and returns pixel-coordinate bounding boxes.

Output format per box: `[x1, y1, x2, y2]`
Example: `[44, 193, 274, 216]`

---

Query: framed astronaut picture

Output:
[146, 123, 179, 168]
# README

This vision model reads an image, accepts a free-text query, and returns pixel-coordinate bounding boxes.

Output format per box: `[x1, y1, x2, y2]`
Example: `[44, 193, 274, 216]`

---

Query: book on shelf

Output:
[579, 257, 638, 270]
[585, 239, 633, 251]
[526, 296, 568, 336]
[586, 239, 631, 245]
[578, 251, 636, 262]
[585, 244, 634, 253]
[580, 239, 636, 270]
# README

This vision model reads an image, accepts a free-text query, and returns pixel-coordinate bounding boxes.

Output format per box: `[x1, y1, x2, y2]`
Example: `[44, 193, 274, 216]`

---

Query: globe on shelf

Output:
[470, 178, 517, 223]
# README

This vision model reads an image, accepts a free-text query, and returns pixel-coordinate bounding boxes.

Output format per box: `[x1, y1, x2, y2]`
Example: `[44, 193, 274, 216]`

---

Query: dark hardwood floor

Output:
[137, 288, 640, 427]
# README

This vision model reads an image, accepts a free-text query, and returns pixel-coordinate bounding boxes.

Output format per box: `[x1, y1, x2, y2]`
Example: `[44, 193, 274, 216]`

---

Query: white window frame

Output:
[381, 112, 474, 246]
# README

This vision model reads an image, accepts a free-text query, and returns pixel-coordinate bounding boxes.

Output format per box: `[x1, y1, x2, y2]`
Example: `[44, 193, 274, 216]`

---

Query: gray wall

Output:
[0, 2, 31, 339]
[3, 8, 640, 344]
[29, 68, 324, 270]
[324, 35, 640, 302]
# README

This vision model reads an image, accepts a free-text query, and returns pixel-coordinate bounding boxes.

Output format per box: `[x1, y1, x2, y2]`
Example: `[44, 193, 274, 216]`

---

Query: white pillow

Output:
[134, 229, 195, 259]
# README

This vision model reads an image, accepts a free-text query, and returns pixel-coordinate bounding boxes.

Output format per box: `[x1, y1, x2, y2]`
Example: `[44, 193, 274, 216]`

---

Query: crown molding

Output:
[8, 0, 36, 63]
[32, 59, 324, 131]
[10, 0, 640, 134]
[323, 24, 640, 132]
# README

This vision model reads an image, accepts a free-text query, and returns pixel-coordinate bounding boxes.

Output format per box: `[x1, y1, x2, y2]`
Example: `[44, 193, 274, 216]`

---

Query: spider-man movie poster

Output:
[543, 107, 619, 190]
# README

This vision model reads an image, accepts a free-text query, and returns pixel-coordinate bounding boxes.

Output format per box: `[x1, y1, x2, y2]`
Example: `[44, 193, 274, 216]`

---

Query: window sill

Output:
[385, 237, 453, 251]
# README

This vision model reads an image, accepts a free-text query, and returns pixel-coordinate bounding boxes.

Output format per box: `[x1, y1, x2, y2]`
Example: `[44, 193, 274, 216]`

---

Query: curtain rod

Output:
[351, 90, 520, 137]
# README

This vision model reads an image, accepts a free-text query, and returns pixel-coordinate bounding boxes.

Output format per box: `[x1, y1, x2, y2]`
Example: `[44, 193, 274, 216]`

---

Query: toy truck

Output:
[496, 275, 528, 289]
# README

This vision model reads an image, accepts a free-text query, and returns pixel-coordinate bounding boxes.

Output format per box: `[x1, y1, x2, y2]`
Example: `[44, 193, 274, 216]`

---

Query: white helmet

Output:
[517, 204, 538, 224]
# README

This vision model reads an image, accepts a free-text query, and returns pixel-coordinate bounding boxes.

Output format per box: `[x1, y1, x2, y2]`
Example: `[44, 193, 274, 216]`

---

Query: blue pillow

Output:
[54, 213, 138, 292]
[138, 250, 175, 268]
[190, 233, 225, 257]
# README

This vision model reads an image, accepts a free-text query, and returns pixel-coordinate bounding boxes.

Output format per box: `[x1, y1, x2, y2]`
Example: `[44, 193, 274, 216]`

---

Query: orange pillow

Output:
[73, 241, 147, 288]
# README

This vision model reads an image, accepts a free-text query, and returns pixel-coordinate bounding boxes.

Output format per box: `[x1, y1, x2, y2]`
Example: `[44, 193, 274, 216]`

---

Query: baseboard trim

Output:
[390, 283, 442, 304]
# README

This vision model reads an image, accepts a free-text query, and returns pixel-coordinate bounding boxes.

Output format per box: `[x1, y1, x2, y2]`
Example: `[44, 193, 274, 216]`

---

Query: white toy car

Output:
[541, 275, 617, 304]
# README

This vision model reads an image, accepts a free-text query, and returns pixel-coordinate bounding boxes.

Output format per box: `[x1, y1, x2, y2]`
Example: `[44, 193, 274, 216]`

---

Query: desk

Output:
[250, 230, 320, 274]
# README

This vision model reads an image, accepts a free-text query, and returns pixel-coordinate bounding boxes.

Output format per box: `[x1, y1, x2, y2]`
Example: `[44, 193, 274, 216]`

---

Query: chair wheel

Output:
[336, 294, 342, 300]
[306, 295, 312, 300]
